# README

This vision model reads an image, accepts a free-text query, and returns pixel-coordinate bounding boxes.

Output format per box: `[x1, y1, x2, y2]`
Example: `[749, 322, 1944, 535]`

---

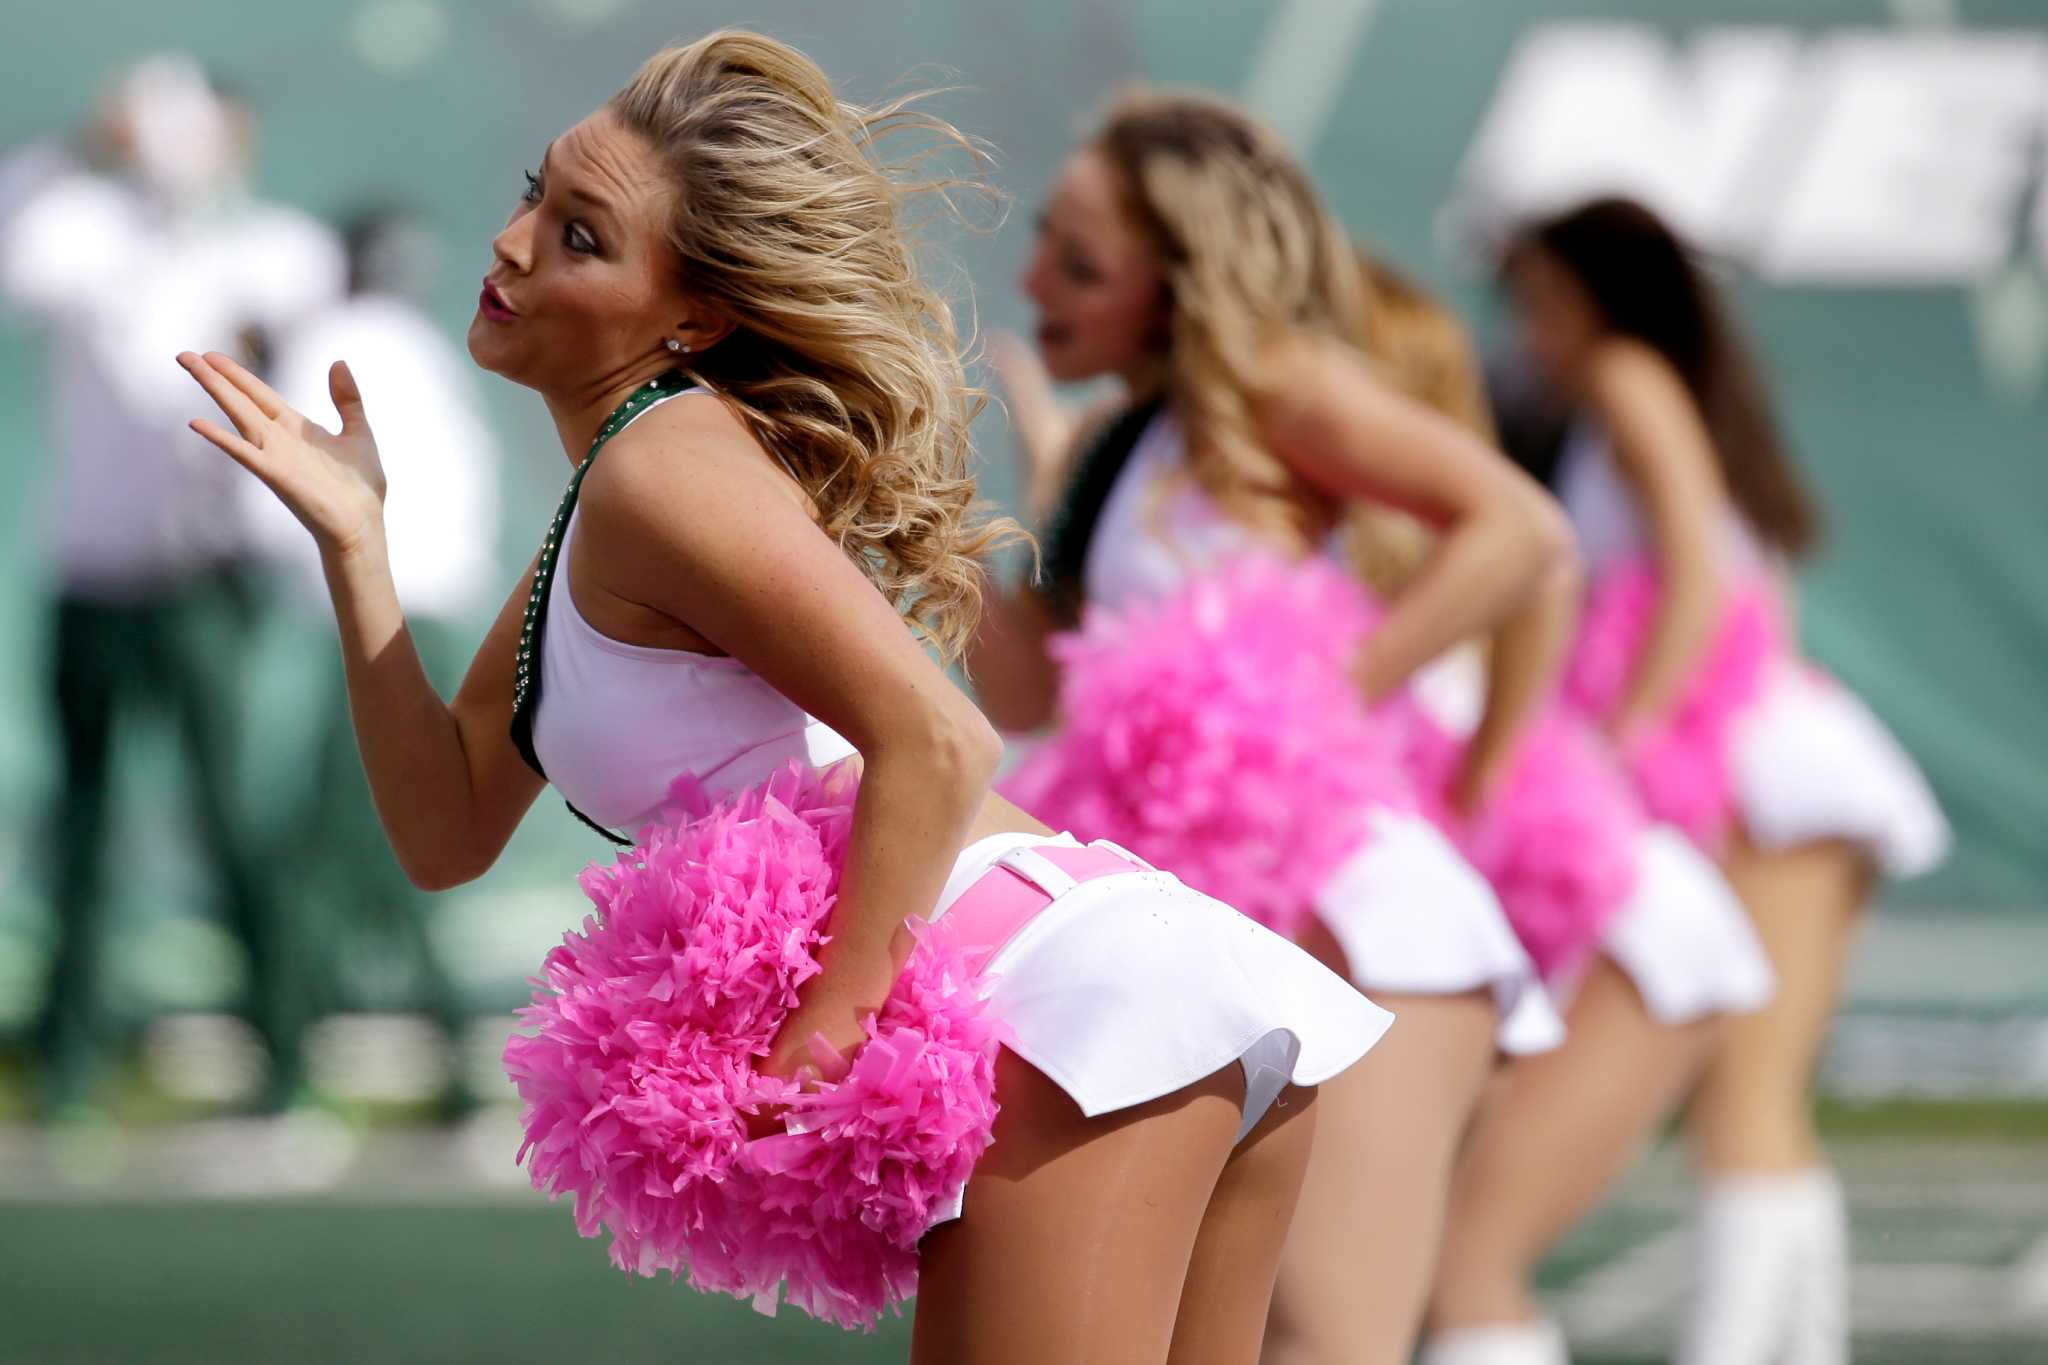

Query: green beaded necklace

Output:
[509, 370, 691, 843]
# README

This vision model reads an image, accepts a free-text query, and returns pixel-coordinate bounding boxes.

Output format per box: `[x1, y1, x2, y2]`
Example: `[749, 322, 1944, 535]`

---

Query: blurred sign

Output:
[1452, 25, 2048, 283]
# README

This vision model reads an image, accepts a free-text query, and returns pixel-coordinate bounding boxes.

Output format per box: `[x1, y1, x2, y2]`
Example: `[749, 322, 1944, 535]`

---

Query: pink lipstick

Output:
[478, 280, 516, 323]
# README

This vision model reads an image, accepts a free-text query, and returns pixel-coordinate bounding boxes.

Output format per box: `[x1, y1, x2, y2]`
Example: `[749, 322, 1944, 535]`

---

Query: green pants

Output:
[36, 568, 304, 1110]
[283, 616, 471, 1053]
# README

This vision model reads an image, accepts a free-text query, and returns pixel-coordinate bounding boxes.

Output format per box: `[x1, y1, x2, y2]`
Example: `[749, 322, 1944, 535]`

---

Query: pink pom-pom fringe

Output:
[503, 763, 1003, 1330]
[1002, 553, 1417, 938]
[1563, 559, 1783, 850]
[1407, 707, 1643, 978]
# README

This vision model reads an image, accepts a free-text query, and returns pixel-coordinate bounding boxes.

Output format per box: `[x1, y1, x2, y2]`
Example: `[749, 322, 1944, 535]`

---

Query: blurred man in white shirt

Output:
[0, 55, 343, 1115]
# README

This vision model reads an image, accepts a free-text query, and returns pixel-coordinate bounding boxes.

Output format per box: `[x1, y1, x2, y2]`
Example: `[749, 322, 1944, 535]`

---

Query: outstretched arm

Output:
[179, 351, 543, 889]
[1457, 553, 1581, 812]
[1584, 340, 1727, 740]
[1254, 331, 1576, 702]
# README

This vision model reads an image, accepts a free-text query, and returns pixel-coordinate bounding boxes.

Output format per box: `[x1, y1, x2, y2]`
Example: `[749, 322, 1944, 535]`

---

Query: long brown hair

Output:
[1509, 197, 1821, 558]
[609, 31, 1021, 662]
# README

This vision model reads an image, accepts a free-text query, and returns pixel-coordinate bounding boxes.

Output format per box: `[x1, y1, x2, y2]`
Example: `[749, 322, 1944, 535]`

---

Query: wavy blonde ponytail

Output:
[610, 30, 1021, 662]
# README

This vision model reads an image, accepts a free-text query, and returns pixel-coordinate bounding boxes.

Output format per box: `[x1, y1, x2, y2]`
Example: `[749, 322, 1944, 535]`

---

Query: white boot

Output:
[1416, 1319, 1570, 1365]
[1782, 1168, 1849, 1365]
[1679, 1168, 1847, 1365]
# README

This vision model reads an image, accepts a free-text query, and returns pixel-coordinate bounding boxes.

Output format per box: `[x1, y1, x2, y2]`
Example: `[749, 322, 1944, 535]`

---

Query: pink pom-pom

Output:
[1002, 554, 1416, 938]
[1408, 708, 1643, 978]
[1564, 559, 1784, 850]
[502, 763, 1002, 1330]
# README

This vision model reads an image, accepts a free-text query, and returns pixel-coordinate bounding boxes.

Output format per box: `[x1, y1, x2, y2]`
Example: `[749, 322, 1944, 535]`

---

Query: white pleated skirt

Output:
[934, 831, 1393, 1118]
[1731, 661, 1950, 878]
[918, 831, 1393, 1229]
[1312, 809, 1565, 1055]
[1410, 647, 1770, 1028]
[1571, 826, 1777, 1024]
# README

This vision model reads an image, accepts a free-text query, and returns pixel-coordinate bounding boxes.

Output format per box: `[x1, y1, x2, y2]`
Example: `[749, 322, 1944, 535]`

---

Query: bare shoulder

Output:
[1258, 326, 1360, 387]
[595, 389, 774, 492]
[1585, 337, 1688, 412]
[1584, 337, 1722, 496]
[579, 390, 812, 552]
[1252, 326, 1392, 430]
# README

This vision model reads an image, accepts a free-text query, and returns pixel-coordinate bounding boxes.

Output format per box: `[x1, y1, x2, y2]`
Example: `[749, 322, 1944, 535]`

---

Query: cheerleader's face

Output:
[1505, 245, 1603, 388]
[1021, 147, 1169, 384]
[468, 111, 721, 394]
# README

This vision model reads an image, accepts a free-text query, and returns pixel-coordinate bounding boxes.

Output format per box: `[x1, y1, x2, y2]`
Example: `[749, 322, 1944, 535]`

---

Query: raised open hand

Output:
[989, 330, 1081, 521]
[177, 350, 388, 558]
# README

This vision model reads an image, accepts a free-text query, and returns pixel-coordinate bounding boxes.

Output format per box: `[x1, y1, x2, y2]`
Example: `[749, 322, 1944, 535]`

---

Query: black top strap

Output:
[508, 370, 692, 845]
[1034, 398, 1163, 626]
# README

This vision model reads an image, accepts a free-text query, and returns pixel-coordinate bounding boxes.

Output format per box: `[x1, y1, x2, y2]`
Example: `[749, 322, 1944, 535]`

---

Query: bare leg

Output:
[1265, 934, 1500, 1365]
[912, 1047, 1248, 1365]
[1680, 834, 1870, 1365]
[1169, 1083, 1320, 1365]
[1687, 835, 1869, 1173]
[1428, 958, 1719, 1332]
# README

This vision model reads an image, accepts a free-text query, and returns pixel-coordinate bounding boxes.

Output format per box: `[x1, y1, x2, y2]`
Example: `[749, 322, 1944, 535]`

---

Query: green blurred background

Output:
[2, 0, 2042, 916]
[1, 2, 2043, 1361]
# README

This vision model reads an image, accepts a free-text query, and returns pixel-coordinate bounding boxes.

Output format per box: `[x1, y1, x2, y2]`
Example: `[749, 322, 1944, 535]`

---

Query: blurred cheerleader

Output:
[1498, 198, 1948, 1365]
[179, 32, 1393, 1361]
[974, 90, 1571, 1364]
[1336, 255, 1774, 1365]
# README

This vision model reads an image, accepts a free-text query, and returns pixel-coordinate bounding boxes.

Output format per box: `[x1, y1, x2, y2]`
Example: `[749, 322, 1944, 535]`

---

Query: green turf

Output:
[1, 1195, 2039, 1364]
[1814, 1096, 2048, 1143]
[0, 1202, 914, 1365]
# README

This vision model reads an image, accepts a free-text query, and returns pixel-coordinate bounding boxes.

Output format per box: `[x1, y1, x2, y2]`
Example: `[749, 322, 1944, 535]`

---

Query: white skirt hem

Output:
[1733, 662, 1949, 880]
[1565, 826, 1777, 1025]
[1314, 810, 1565, 1055]
[925, 854, 1393, 1229]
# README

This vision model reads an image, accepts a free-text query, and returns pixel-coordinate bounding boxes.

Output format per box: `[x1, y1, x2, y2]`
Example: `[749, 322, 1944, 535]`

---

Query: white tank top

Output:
[530, 390, 855, 831]
[1082, 410, 1268, 608]
[1555, 421, 1768, 576]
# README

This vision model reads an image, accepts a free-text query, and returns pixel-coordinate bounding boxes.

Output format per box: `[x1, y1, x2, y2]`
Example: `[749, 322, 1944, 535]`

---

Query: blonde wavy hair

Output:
[609, 30, 1019, 662]
[1341, 249, 1498, 596]
[1092, 88, 1370, 544]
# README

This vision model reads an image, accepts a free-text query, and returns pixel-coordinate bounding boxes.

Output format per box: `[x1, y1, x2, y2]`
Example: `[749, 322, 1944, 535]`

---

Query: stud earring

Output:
[665, 338, 684, 353]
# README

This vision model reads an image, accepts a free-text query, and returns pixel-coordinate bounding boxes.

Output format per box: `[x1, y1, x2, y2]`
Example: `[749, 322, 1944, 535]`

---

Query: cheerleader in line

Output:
[1332, 255, 1777, 1365]
[1496, 199, 1949, 1365]
[973, 90, 1571, 1365]
[179, 32, 1393, 1362]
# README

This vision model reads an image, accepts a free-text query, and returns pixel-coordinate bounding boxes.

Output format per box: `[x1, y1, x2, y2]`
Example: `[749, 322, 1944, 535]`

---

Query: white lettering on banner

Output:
[1452, 24, 2048, 284]
[1757, 33, 2048, 282]
[1454, 25, 1799, 251]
